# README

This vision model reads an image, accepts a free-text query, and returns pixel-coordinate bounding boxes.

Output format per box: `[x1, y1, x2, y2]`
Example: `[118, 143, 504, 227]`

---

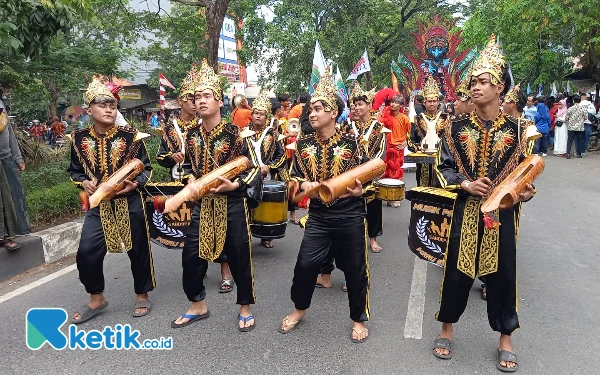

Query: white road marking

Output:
[0, 264, 77, 304]
[404, 256, 428, 339]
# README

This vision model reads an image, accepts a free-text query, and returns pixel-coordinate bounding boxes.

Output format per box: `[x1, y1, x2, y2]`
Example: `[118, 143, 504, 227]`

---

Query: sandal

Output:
[371, 244, 382, 253]
[432, 337, 452, 359]
[278, 315, 301, 334]
[289, 218, 300, 225]
[481, 284, 487, 300]
[497, 350, 518, 372]
[0, 239, 21, 251]
[133, 300, 152, 317]
[342, 284, 348, 292]
[170, 311, 210, 328]
[261, 240, 275, 248]
[219, 279, 234, 294]
[238, 315, 255, 332]
[70, 301, 109, 324]
[350, 327, 369, 343]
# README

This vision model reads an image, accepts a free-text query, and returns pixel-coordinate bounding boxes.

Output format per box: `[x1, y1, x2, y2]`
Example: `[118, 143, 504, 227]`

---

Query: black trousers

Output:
[567, 130, 585, 155]
[182, 197, 255, 305]
[436, 199, 520, 335]
[291, 215, 370, 322]
[76, 192, 155, 295]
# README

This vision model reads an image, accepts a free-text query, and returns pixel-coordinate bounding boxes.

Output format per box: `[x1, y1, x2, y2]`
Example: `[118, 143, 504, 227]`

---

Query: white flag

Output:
[346, 50, 371, 81]
[551, 82, 558, 97]
[309, 40, 327, 94]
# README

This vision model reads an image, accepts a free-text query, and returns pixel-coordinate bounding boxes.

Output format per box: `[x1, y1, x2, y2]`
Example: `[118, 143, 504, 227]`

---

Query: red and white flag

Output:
[346, 50, 371, 81]
[159, 73, 175, 116]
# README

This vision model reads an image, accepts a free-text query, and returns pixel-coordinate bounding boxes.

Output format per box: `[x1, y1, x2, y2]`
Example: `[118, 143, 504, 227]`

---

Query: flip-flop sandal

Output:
[481, 284, 487, 300]
[170, 311, 210, 328]
[70, 301, 109, 324]
[278, 316, 301, 334]
[0, 240, 21, 251]
[350, 327, 369, 343]
[497, 350, 518, 372]
[289, 219, 300, 225]
[261, 240, 275, 248]
[133, 300, 152, 317]
[238, 315, 255, 332]
[315, 283, 325, 288]
[342, 284, 348, 292]
[219, 279, 235, 294]
[371, 246, 382, 253]
[433, 337, 452, 359]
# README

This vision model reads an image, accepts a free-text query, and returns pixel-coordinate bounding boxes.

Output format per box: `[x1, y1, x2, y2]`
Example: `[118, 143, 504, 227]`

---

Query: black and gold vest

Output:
[160, 116, 198, 153]
[340, 116, 385, 158]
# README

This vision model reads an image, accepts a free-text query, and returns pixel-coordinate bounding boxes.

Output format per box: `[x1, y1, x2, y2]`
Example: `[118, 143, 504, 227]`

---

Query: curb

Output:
[0, 221, 83, 282]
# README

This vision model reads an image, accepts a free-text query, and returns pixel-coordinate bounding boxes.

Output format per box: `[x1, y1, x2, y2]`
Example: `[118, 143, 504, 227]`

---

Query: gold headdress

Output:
[252, 91, 272, 114]
[421, 75, 440, 99]
[195, 59, 222, 100]
[504, 84, 521, 103]
[349, 81, 376, 104]
[455, 78, 471, 101]
[179, 64, 199, 99]
[84, 78, 115, 105]
[471, 34, 506, 85]
[310, 66, 337, 111]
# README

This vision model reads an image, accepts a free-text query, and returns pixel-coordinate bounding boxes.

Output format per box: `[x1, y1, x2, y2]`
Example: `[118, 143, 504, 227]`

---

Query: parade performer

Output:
[231, 94, 253, 128]
[279, 68, 384, 343]
[380, 94, 411, 207]
[431, 36, 537, 373]
[453, 77, 475, 115]
[408, 75, 446, 186]
[246, 91, 286, 248]
[68, 79, 154, 323]
[156, 65, 199, 178]
[343, 81, 387, 252]
[171, 60, 260, 332]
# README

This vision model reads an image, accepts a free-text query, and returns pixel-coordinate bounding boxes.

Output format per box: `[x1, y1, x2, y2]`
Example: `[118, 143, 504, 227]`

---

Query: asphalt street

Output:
[1, 152, 599, 375]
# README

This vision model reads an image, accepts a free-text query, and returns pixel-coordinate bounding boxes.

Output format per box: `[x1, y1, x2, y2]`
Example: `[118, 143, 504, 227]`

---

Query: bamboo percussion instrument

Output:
[292, 158, 386, 204]
[81, 158, 145, 210]
[156, 156, 251, 213]
[481, 154, 544, 213]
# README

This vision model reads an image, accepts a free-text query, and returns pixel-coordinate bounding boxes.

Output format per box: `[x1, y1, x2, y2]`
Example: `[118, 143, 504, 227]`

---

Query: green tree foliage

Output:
[242, 0, 455, 94]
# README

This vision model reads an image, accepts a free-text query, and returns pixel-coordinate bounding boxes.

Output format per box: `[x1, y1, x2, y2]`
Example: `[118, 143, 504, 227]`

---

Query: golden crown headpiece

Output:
[421, 75, 440, 99]
[84, 78, 116, 105]
[455, 80, 471, 101]
[504, 84, 521, 104]
[310, 66, 337, 111]
[349, 81, 376, 104]
[179, 63, 199, 99]
[471, 34, 506, 85]
[195, 59, 222, 100]
[252, 91, 272, 114]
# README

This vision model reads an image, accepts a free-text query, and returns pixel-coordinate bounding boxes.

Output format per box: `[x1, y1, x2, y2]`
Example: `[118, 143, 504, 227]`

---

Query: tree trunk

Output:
[365, 71, 373, 90]
[44, 80, 58, 119]
[205, 0, 231, 71]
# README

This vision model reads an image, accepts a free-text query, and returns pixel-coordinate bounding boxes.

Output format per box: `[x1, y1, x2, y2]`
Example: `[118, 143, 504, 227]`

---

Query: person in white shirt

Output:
[580, 93, 597, 154]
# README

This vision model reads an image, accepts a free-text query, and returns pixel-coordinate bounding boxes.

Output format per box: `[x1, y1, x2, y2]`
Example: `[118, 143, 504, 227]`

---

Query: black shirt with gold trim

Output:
[409, 111, 447, 152]
[182, 120, 260, 198]
[248, 124, 286, 172]
[290, 129, 385, 219]
[68, 125, 152, 189]
[156, 116, 198, 169]
[340, 116, 386, 159]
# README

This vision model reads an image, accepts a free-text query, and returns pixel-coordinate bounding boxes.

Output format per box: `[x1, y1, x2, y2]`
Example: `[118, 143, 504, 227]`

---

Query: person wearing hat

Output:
[68, 78, 155, 323]
[279, 68, 384, 343]
[453, 77, 475, 115]
[245, 91, 286, 248]
[432, 36, 539, 372]
[171, 59, 260, 332]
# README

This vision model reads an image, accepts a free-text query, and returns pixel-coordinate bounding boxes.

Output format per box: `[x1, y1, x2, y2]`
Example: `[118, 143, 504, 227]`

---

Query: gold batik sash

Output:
[420, 164, 431, 187]
[99, 198, 133, 253]
[199, 195, 228, 261]
[457, 196, 500, 279]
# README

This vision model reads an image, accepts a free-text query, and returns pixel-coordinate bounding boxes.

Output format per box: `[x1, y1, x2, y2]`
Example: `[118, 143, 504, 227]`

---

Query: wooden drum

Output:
[374, 178, 405, 201]
[251, 181, 288, 239]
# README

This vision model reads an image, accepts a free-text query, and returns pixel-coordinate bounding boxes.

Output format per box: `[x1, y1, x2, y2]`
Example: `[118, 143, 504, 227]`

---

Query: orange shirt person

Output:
[231, 94, 253, 128]
[287, 93, 310, 119]
[379, 95, 410, 182]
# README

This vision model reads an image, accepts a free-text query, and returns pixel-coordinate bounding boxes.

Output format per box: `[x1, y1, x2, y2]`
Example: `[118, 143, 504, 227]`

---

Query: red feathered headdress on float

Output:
[104, 82, 123, 101]
[372, 88, 399, 111]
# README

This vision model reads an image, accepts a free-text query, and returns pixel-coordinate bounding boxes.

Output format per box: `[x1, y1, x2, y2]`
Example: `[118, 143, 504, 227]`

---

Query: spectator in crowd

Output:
[50, 116, 66, 147]
[231, 94, 253, 127]
[580, 93, 597, 154]
[277, 93, 291, 119]
[534, 96, 550, 156]
[288, 93, 309, 119]
[0, 106, 31, 251]
[523, 95, 537, 121]
[554, 94, 568, 156]
[565, 95, 587, 159]
[414, 95, 425, 116]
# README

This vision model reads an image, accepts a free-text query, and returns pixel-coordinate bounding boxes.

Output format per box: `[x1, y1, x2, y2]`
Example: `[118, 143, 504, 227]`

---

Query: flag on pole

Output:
[335, 65, 348, 105]
[159, 73, 175, 117]
[526, 83, 531, 95]
[538, 83, 543, 97]
[309, 40, 327, 94]
[346, 49, 371, 81]
[551, 82, 558, 97]
[567, 81, 571, 93]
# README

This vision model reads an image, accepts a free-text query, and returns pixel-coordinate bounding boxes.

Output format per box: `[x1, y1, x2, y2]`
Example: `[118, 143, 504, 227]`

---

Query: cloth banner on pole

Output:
[567, 81, 571, 93]
[538, 83, 544, 97]
[346, 49, 371, 81]
[309, 40, 327, 94]
[551, 82, 558, 97]
[335, 65, 348, 105]
[526, 83, 531, 94]
[159, 73, 175, 117]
